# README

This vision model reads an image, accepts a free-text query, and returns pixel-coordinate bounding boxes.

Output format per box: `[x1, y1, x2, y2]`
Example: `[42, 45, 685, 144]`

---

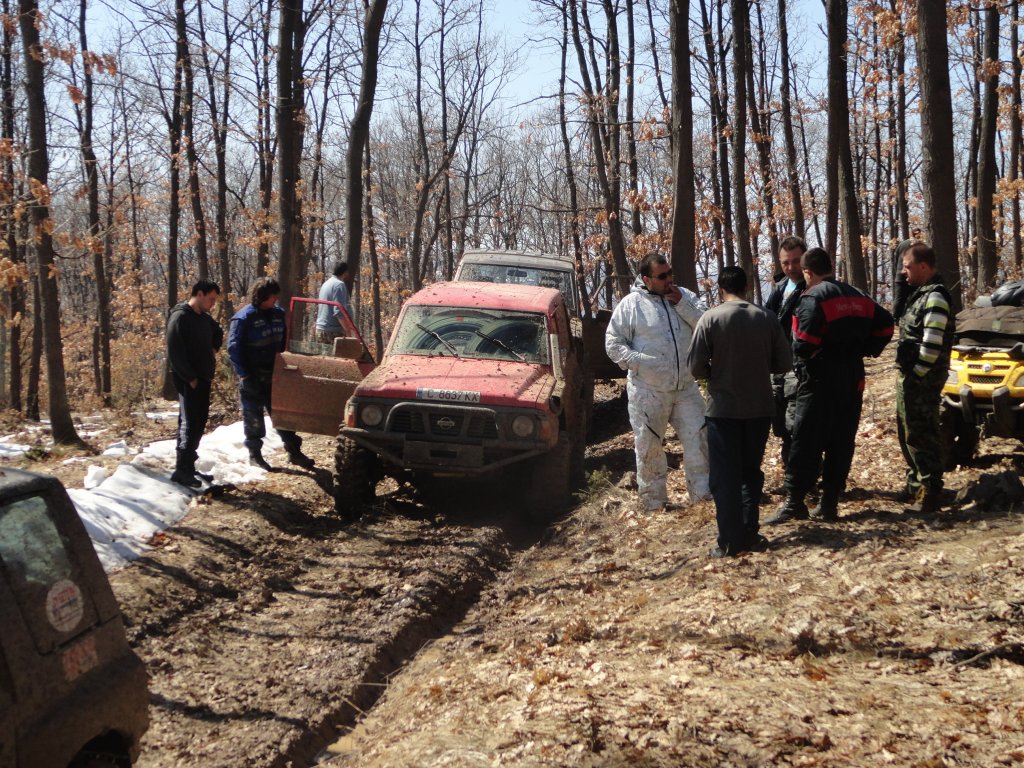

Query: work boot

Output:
[249, 450, 273, 471]
[170, 470, 202, 488]
[287, 448, 315, 469]
[766, 493, 809, 525]
[810, 488, 840, 521]
[906, 487, 942, 515]
[194, 471, 214, 483]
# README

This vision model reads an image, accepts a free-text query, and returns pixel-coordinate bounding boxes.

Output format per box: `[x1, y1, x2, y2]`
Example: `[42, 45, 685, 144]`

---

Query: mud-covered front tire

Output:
[525, 433, 571, 524]
[940, 404, 979, 469]
[334, 432, 377, 520]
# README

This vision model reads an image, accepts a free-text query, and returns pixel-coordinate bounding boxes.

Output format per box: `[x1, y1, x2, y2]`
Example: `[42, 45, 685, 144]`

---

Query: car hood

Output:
[354, 355, 556, 410]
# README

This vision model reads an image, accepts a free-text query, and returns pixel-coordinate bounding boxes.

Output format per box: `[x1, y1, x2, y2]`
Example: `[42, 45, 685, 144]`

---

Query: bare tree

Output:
[71, 0, 112, 406]
[277, 0, 307, 304]
[669, 0, 696, 292]
[730, 0, 755, 284]
[826, 0, 867, 290]
[1011, 0, 1022, 268]
[344, 0, 389, 291]
[916, 0, 961, 310]
[975, 0, 999, 290]
[18, 0, 82, 445]
[778, 0, 804, 240]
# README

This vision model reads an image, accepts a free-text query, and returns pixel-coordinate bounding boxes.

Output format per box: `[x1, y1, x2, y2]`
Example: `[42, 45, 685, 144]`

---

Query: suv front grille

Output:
[390, 411, 426, 434]
[467, 415, 499, 438]
[387, 405, 498, 439]
[429, 413, 464, 435]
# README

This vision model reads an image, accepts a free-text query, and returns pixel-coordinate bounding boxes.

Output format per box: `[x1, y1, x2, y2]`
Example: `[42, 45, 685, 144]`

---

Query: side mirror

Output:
[333, 337, 364, 360]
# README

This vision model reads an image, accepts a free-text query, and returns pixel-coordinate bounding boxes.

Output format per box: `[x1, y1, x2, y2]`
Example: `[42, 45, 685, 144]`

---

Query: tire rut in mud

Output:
[114, 465, 538, 768]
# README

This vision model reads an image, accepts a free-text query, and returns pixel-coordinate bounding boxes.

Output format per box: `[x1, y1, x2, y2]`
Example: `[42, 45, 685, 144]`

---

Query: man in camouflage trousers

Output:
[896, 242, 954, 514]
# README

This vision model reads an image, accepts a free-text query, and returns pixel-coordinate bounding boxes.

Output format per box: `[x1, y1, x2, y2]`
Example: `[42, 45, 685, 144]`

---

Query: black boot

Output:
[287, 448, 315, 469]
[766, 493, 808, 524]
[906, 487, 942, 515]
[249, 449, 273, 471]
[171, 451, 202, 488]
[811, 487, 840, 521]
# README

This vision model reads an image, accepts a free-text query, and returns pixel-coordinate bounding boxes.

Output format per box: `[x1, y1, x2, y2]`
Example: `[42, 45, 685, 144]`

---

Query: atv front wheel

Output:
[940, 405, 979, 469]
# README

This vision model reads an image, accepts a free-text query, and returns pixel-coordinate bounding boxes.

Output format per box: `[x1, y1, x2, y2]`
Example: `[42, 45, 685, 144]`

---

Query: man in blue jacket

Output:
[228, 278, 315, 470]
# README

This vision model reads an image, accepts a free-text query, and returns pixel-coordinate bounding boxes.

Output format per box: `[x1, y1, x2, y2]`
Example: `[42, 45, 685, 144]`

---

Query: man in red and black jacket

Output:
[767, 247, 894, 524]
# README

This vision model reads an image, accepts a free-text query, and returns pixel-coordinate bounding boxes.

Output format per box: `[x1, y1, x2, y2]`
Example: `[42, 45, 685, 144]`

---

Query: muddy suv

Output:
[455, 248, 621, 380]
[941, 305, 1024, 466]
[335, 282, 589, 522]
[0, 469, 149, 767]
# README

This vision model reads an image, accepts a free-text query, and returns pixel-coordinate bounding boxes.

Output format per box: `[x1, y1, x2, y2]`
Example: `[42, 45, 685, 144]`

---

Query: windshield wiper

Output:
[473, 329, 526, 362]
[415, 323, 460, 357]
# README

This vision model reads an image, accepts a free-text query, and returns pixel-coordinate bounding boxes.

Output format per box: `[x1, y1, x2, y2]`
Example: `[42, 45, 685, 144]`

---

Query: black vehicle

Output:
[0, 469, 149, 767]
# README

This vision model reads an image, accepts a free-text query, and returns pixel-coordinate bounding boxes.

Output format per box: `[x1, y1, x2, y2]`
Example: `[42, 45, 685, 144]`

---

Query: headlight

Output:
[511, 415, 535, 438]
[1014, 373, 1024, 388]
[946, 369, 959, 385]
[361, 404, 384, 427]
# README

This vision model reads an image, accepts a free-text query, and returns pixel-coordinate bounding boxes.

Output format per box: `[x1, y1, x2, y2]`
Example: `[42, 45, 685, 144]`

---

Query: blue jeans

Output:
[239, 374, 301, 455]
[707, 417, 770, 553]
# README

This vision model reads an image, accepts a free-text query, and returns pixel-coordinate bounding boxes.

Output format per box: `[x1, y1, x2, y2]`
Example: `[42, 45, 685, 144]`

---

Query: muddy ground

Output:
[14, 353, 1024, 767]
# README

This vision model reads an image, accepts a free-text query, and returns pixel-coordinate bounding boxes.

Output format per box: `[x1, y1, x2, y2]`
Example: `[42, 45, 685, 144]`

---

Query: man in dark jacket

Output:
[688, 266, 792, 557]
[764, 235, 807, 468]
[166, 279, 223, 488]
[768, 248, 894, 523]
[228, 277, 315, 470]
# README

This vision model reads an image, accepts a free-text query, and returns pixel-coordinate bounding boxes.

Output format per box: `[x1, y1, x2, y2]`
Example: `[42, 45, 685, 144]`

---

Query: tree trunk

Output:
[197, 1, 233, 318]
[747, 1, 779, 277]
[176, 0, 210, 281]
[669, 0, 696, 292]
[1011, 0, 1022, 268]
[975, 1, 999, 291]
[364, 141, 383, 360]
[1, 0, 22, 411]
[256, 0, 273, 277]
[77, 0, 111, 406]
[827, 0, 867, 290]
[916, 0, 961, 311]
[624, 0, 641, 238]
[778, 0, 804, 240]
[567, 0, 631, 297]
[277, 0, 306, 305]
[698, 0, 734, 267]
[18, 0, 82, 445]
[26, 273, 41, 421]
[730, 0, 754, 284]
[345, 0, 388, 293]
[162, 0, 185, 402]
[559, 7, 590, 316]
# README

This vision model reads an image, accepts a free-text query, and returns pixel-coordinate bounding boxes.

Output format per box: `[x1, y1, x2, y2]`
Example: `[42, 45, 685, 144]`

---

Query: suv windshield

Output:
[459, 263, 577, 314]
[392, 306, 550, 364]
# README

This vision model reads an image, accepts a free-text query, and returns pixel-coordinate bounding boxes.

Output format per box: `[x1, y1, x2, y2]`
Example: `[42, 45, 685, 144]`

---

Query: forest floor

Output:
[14, 348, 1024, 767]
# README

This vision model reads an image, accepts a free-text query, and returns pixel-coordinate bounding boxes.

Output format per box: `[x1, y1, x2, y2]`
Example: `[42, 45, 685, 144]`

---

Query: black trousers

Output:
[707, 416, 771, 553]
[785, 371, 863, 498]
[174, 375, 211, 473]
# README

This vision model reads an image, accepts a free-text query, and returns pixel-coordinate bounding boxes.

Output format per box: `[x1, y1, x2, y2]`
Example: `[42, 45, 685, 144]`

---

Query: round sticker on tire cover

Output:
[46, 579, 84, 633]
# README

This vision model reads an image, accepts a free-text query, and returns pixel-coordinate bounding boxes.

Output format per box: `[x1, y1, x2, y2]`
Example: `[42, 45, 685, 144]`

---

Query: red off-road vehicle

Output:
[336, 282, 590, 522]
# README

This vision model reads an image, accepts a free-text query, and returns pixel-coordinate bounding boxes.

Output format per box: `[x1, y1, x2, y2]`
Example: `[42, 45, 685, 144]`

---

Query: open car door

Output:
[271, 298, 376, 436]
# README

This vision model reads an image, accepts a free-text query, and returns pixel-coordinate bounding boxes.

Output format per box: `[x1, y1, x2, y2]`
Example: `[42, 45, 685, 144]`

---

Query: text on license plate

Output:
[415, 387, 481, 404]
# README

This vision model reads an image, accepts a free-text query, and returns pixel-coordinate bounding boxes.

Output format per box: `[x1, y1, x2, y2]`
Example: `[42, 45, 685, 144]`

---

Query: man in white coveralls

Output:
[605, 252, 710, 511]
